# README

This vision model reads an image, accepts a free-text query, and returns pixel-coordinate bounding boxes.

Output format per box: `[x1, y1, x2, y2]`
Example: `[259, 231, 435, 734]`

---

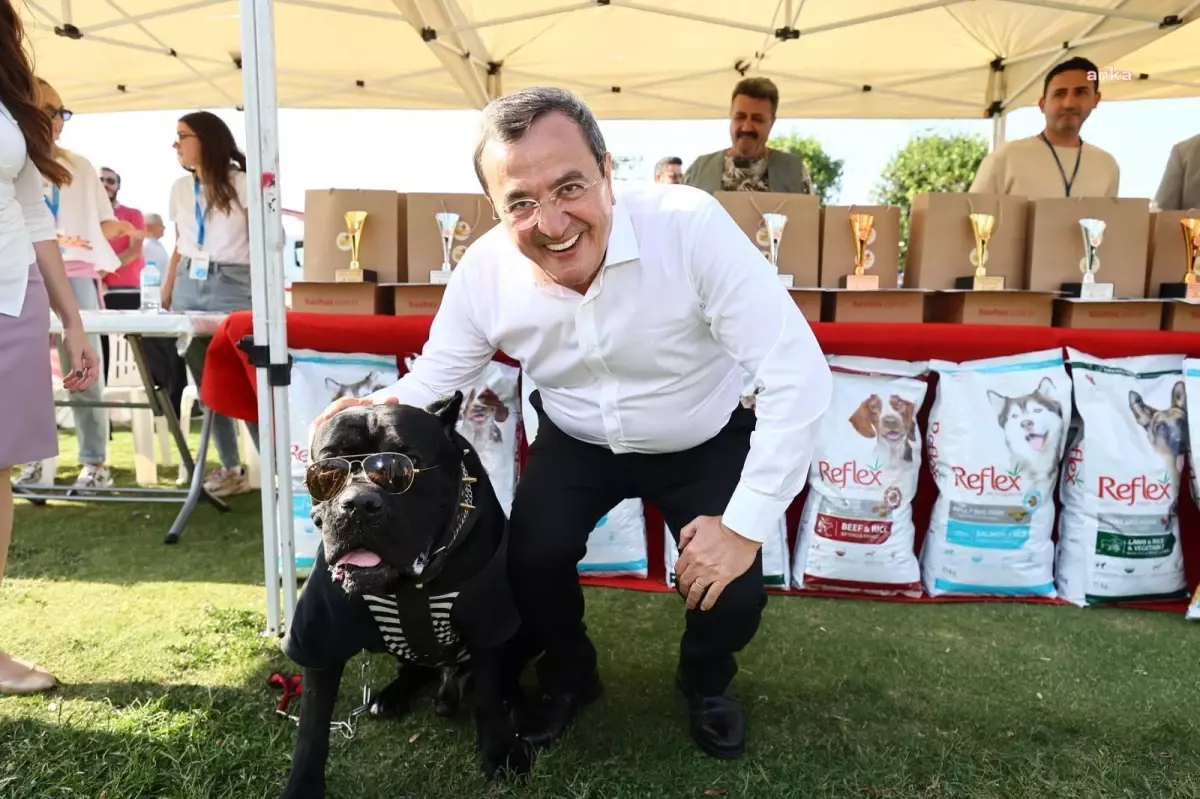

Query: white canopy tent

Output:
[20, 1, 1200, 635]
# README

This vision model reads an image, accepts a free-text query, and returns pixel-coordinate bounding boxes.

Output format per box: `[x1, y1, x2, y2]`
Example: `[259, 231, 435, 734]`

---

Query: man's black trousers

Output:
[507, 391, 767, 698]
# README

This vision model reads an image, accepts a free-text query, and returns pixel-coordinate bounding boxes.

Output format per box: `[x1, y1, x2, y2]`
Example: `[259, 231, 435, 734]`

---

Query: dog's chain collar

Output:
[413, 460, 476, 589]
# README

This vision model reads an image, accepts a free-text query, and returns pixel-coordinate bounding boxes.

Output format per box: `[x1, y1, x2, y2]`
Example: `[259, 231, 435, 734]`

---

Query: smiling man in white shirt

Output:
[311, 87, 831, 762]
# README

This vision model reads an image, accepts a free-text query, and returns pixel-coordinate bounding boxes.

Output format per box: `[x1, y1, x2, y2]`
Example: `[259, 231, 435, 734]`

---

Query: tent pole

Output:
[240, 0, 298, 636]
[992, 112, 1006, 151]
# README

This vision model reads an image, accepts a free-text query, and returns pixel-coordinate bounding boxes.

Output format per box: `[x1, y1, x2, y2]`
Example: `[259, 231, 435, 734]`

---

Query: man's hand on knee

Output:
[675, 516, 760, 612]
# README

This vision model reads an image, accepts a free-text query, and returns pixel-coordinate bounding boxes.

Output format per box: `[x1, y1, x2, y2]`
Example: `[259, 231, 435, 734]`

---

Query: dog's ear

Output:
[1172, 381, 1186, 411]
[986, 389, 1008, 418]
[1036, 377, 1055, 397]
[848, 398, 877, 439]
[1129, 390, 1153, 428]
[426, 391, 464, 432]
[324, 377, 341, 392]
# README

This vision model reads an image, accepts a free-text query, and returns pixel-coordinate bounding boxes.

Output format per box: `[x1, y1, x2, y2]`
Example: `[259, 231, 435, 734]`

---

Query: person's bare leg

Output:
[0, 467, 56, 693]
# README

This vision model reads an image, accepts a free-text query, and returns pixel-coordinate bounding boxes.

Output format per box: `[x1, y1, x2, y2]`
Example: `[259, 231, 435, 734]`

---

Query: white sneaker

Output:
[203, 466, 251, 498]
[14, 462, 43, 486]
[74, 464, 114, 490]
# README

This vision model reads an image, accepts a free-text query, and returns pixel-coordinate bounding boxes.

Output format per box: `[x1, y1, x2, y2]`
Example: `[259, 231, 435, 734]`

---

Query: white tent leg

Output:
[240, 0, 297, 636]
[992, 113, 1007, 151]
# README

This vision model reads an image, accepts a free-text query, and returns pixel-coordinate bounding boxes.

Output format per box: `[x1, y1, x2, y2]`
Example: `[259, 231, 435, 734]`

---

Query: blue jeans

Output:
[58, 277, 108, 465]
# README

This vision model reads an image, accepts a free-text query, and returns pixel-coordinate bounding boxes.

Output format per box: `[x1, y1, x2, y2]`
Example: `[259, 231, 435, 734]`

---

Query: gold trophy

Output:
[842, 213, 878, 290]
[761, 212, 790, 287]
[1181, 218, 1200, 300]
[956, 213, 1003, 290]
[1074, 218, 1113, 301]
[335, 211, 376, 283]
[430, 211, 460, 284]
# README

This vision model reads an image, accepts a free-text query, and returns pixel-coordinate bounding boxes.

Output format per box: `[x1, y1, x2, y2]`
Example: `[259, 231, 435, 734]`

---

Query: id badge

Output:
[189, 253, 211, 281]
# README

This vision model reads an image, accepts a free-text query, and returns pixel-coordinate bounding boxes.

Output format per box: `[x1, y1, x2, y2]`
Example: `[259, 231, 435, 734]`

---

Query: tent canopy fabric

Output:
[20, 1, 1200, 120]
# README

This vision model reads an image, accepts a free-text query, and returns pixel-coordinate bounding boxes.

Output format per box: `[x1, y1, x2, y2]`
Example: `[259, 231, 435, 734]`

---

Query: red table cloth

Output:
[203, 311, 1200, 609]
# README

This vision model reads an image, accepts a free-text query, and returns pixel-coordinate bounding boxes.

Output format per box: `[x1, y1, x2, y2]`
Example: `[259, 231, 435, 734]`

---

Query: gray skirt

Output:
[171, 258, 253, 314]
[0, 264, 57, 466]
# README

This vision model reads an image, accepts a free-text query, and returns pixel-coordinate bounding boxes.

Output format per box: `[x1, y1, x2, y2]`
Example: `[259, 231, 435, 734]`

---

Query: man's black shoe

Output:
[517, 673, 603, 750]
[676, 670, 746, 760]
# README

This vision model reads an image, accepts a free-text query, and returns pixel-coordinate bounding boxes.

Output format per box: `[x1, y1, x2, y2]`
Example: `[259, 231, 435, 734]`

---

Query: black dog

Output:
[278, 393, 533, 798]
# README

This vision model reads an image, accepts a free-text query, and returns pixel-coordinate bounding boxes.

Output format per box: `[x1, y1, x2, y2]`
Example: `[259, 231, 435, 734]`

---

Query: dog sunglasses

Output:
[305, 452, 440, 502]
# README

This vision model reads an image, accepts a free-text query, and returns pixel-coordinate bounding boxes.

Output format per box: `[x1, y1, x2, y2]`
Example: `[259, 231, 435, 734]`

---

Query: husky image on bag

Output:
[1129, 382, 1188, 485]
[987, 377, 1066, 492]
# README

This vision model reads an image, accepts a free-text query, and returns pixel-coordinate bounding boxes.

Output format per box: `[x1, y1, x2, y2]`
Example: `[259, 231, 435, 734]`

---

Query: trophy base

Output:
[954, 274, 1006, 291]
[1061, 281, 1115, 301]
[334, 267, 378, 284]
[1159, 282, 1200, 300]
[429, 269, 453, 285]
[840, 274, 879, 291]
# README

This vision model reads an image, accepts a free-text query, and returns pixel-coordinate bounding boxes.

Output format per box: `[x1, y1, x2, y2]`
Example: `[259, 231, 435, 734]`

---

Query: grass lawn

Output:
[2, 428, 1199, 798]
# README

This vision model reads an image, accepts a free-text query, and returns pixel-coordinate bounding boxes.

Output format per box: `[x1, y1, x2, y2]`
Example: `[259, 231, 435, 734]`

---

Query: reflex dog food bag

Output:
[792, 356, 929, 597]
[1057, 349, 1188, 607]
[921, 349, 1073, 598]
[665, 517, 790, 588]
[1186, 359, 1200, 621]
[522, 371, 650, 578]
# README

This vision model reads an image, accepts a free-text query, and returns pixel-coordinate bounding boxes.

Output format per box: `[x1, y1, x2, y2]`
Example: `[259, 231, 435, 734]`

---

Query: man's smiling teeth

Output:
[546, 233, 580, 252]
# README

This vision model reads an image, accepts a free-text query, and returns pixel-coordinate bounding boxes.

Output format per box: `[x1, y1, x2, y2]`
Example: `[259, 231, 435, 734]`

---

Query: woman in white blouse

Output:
[162, 111, 258, 498]
[0, 0, 99, 694]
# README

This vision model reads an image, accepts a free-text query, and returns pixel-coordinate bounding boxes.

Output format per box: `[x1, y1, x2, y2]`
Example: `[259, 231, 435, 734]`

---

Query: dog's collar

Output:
[413, 455, 478, 588]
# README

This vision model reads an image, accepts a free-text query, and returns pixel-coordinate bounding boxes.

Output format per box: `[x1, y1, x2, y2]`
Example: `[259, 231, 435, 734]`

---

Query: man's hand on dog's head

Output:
[308, 395, 400, 451]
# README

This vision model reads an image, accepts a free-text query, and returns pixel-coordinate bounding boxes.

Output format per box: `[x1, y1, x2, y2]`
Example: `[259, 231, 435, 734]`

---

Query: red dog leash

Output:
[268, 671, 303, 714]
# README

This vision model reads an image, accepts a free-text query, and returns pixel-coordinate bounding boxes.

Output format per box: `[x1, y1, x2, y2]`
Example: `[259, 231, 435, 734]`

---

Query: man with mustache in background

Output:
[684, 78, 814, 195]
[971, 57, 1119, 199]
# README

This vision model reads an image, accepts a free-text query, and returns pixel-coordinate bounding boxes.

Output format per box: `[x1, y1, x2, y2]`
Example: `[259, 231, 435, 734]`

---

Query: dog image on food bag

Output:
[1183, 359, 1200, 621]
[1057, 349, 1188, 607]
[792, 356, 929, 597]
[278, 395, 532, 797]
[921, 349, 1072, 598]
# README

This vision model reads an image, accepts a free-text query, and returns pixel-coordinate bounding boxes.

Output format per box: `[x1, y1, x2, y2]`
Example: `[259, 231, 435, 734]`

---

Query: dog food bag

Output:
[290, 350, 401, 575]
[1057, 349, 1188, 607]
[406, 356, 521, 517]
[665, 517, 790, 588]
[792, 356, 929, 597]
[1186, 359, 1200, 621]
[521, 371, 651, 579]
[921, 349, 1072, 598]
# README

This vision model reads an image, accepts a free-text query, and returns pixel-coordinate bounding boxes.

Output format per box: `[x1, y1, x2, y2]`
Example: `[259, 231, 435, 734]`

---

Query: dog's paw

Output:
[369, 679, 418, 719]
[480, 734, 535, 781]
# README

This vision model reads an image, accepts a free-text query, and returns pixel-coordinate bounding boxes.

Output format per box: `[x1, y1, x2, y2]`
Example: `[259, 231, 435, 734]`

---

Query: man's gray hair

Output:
[145, 212, 163, 225]
[472, 87, 607, 194]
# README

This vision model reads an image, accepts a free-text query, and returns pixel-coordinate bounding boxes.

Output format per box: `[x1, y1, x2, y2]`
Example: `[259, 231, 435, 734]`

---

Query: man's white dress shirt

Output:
[369, 181, 832, 544]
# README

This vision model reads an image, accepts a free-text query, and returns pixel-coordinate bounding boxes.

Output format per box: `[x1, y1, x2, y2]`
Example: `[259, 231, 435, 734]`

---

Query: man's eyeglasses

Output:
[44, 106, 72, 121]
[305, 452, 441, 503]
[496, 177, 603, 231]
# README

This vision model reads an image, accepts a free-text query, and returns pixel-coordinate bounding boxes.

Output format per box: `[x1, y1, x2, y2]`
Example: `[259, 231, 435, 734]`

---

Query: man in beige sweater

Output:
[971, 57, 1119, 199]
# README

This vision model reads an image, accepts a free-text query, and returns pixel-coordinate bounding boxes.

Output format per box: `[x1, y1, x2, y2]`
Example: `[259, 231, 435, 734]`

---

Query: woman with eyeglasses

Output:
[162, 111, 258, 498]
[10, 79, 138, 493]
[0, 0, 100, 693]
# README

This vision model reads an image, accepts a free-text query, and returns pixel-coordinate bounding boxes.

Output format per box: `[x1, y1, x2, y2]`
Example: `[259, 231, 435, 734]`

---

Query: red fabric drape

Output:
[203, 312, 1200, 611]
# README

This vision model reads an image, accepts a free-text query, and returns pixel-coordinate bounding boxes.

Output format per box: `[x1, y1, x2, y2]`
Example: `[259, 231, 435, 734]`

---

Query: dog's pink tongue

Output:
[1027, 433, 1046, 452]
[336, 549, 381, 568]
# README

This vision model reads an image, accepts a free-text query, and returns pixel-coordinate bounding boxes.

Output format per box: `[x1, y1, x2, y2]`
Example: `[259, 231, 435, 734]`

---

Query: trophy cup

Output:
[1159, 218, 1200, 299]
[430, 211, 460, 284]
[335, 211, 376, 283]
[954, 213, 1003, 291]
[761, 212, 790, 287]
[1072, 218, 1114, 301]
[842, 213, 878, 290]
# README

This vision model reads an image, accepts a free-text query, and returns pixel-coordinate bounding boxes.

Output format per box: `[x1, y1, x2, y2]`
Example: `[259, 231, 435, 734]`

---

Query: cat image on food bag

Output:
[792, 356, 928, 596]
[1185, 359, 1200, 621]
[920, 349, 1072, 598]
[1057, 349, 1188, 607]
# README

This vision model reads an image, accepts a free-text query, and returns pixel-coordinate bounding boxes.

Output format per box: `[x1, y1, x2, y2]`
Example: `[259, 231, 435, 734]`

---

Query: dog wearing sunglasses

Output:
[279, 392, 532, 798]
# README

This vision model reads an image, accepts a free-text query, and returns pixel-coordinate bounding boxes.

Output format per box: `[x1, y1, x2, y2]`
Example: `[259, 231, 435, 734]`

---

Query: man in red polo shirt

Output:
[99, 167, 146, 379]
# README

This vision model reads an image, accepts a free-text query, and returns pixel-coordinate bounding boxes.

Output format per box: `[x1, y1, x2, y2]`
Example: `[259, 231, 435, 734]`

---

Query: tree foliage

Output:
[872, 131, 990, 266]
[768, 132, 844, 205]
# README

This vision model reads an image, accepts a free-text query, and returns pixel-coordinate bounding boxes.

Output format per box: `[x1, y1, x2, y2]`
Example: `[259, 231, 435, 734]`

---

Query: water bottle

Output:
[140, 260, 161, 312]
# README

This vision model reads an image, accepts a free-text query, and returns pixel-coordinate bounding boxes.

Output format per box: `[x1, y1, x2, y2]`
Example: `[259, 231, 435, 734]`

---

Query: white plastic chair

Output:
[179, 380, 260, 490]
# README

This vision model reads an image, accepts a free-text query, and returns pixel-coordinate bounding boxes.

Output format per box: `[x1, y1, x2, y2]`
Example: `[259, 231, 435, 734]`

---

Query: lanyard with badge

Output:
[189, 176, 211, 280]
[1039, 132, 1083, 197]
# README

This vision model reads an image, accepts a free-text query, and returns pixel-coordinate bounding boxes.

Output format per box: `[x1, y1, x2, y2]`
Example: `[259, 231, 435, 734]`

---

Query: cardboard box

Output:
[926, 290, 1055, 326]
[290, 281, 394, 316]
[303, 190, 406, 283]
[1026, 198, 1150, 298]
[1146, 209, 1200, 298]
[822, 289, 926, 323]
[391, 283, 446, 316]
[715, 192, 820, 288]
[906, 193, 1029, 290]
[788, 289, 822, 321]
[819, 205, 902, 289]
[1162, 300, 1200, 332]
[404, 193, 497, 284]
[1052, 298, 1163, 330]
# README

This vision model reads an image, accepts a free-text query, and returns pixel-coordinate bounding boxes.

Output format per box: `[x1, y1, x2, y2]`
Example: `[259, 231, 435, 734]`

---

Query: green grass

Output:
[3, 428, 1200, 798]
